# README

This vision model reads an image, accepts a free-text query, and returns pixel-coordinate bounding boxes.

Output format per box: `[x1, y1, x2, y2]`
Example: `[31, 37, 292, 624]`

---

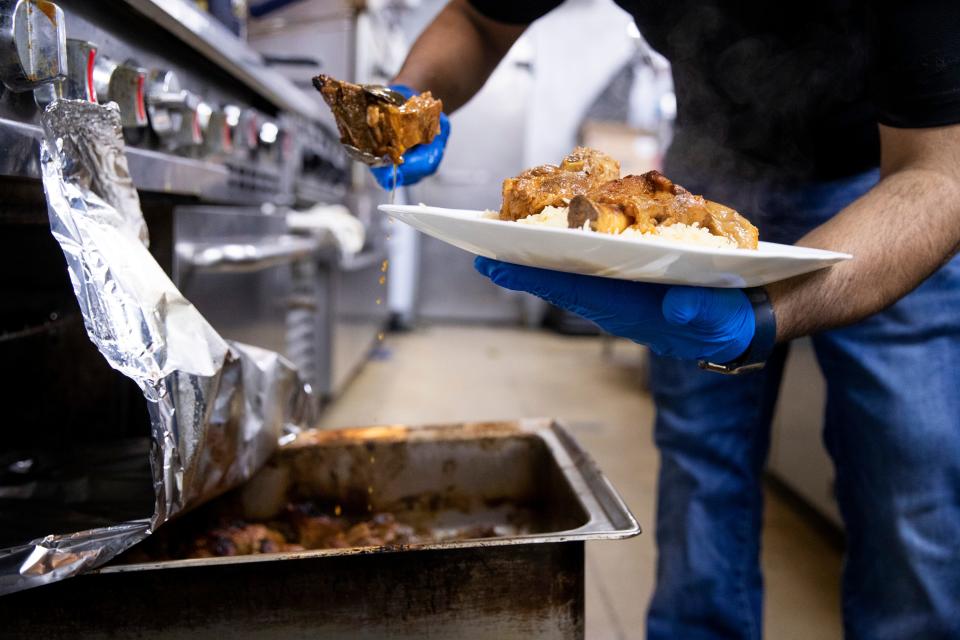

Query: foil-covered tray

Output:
[104, 418, 640, 571]
[0, 420, 638, 640]
[0, 100, 312, 595]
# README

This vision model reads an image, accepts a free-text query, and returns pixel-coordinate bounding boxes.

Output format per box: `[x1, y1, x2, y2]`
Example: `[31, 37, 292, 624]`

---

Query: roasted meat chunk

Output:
[119, 500, 525, 563]
[567, 196, 632, 234]
[313, 74, 442, 164]
[187, 523, 302, 558]
[568, 171, 759, 249]
[285, 506, 418, 549]
[499, 147, 620, 221]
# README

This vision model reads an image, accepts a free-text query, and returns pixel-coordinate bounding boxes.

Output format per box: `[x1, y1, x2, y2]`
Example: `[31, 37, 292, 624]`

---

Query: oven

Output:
[0, 0, 352, 590]
[0, 0, 364, 425]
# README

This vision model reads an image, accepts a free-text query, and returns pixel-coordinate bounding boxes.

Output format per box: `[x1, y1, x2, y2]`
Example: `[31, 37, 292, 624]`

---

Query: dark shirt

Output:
[468, 0, 960, 182]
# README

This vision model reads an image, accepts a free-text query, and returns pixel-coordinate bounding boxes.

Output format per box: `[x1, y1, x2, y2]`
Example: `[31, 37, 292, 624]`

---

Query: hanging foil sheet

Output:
[0, 100, 312, 595]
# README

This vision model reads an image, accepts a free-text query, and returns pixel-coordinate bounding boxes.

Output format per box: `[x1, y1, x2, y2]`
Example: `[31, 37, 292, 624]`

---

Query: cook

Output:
[364, 1, 960, 638]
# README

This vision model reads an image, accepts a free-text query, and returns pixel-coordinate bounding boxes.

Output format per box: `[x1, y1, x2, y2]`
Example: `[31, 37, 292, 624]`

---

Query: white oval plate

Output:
[378, 204, 851, 288]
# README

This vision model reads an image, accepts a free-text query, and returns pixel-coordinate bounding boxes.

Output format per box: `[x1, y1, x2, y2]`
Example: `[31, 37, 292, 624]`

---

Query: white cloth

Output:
[287, 204, 366, 256]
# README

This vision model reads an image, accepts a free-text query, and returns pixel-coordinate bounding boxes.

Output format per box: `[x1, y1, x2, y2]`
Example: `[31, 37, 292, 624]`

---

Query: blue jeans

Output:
[645, 169, 960, 639]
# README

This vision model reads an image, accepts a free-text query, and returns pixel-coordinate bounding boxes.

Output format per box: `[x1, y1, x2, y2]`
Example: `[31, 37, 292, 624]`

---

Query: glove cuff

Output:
[699, 287, 776, 375]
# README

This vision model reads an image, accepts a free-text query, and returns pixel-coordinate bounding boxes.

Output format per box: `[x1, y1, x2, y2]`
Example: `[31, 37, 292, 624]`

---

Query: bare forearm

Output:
[768, 125, 960, 341]
[393, 0, 524, 113]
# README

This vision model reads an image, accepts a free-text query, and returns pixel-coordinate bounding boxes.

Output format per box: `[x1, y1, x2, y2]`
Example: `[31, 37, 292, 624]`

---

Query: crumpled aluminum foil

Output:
[0, 100, 312, 595]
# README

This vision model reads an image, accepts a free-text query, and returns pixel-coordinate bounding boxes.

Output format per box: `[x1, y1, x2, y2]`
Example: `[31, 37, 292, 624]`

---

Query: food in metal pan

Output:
[120, 502, 508, 561]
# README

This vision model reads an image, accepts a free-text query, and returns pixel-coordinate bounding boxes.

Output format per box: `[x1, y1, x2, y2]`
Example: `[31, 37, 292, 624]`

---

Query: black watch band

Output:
[698, 287, 777, 375]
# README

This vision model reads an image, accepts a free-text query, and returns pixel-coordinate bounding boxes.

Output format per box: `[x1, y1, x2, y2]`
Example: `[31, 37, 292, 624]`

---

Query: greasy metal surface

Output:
[0, 0, 66, 92]
[102, 418, 639, 573]
[1, 542, 585, 640]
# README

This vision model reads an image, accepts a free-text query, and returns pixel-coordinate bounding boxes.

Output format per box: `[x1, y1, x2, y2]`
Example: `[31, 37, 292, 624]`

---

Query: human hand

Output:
[474, 257, 756, 362]
[370, 84, 450, 189]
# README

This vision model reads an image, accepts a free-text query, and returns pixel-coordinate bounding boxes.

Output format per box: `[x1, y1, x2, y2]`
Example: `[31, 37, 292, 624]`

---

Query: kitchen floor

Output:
[318, 325, 843, 639]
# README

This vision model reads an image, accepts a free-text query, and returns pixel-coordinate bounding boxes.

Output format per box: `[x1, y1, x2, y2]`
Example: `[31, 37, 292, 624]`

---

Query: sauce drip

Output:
[388, 163, 398, 204]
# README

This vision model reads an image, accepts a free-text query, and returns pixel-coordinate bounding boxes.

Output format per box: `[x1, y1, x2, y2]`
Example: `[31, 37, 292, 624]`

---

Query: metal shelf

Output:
[0, 116, 284, 203]
[119, 0, 324, 121]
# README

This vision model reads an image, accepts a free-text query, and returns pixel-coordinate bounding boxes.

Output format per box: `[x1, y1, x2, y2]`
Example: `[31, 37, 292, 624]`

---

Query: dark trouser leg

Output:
[813, 256, 960, 640]
[646, 347, 787, 640]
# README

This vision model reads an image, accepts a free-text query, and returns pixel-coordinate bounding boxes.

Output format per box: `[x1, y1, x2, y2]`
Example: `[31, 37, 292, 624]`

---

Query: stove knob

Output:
[173, 93, 203, 148]
[62, 37, 96, 101]
[280, 125, 294, 163]
[258, 119, 279, 160]
[259, 119, 279, 146]
[145, 70, 203, 150]
[236, 108, 260, 152]
[0, 0, 66, 92]
[95, 58, 148, 128]
[201, 105, 233, 155]
[223, 103, 241, 148]
[145, 68, 183, 141]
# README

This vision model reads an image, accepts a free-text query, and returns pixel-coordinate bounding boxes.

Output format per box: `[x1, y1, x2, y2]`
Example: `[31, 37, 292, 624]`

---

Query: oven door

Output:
[285, 242, 391, 401]
[174, 205, 390, 407]
[174, 206, 323, 402]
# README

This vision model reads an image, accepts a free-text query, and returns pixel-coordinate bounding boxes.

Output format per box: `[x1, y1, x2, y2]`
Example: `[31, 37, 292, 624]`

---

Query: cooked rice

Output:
[503, 205, 736, 249]
[620, 222, 737, 249]
[513, 206, 587, 229]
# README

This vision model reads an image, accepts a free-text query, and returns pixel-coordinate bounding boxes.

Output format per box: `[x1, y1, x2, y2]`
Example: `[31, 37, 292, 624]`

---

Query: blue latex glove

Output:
[475, 257, 756, 362]
[370, 84, 450, 189]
